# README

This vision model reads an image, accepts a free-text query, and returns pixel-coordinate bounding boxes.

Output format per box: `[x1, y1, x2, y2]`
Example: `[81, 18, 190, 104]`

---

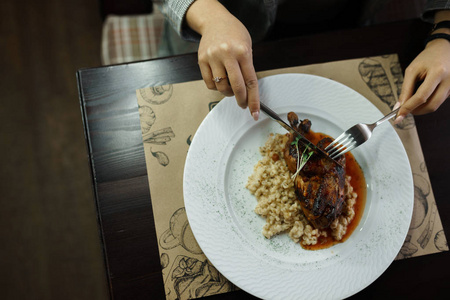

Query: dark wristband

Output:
[424, 33, 450, 45]
[431, 20, 450, 31]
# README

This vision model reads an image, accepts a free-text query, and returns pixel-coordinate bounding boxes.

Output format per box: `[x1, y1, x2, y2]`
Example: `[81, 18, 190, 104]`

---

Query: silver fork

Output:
[325, 107, 400, 159]
[259, 102, 340, 165]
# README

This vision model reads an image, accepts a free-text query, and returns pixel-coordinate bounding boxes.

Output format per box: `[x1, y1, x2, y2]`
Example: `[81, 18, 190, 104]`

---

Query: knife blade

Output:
[259, 102, 343, 168]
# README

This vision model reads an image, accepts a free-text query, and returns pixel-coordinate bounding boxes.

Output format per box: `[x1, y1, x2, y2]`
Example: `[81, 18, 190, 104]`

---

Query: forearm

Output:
[185, 0, 235, 35]
[433, 10, 450, 34]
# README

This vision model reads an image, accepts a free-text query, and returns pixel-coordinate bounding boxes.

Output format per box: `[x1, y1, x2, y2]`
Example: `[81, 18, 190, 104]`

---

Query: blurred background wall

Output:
[0, 0, 108, 299]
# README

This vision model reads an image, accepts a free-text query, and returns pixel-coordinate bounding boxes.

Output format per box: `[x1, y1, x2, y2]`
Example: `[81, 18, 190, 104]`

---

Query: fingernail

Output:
[252, 111, 259, 121]
[394, 115, 404, 124]
[393, 102, 401, 110]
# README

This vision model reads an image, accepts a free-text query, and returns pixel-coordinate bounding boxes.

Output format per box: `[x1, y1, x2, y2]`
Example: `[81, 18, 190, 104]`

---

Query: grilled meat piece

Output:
[284, 112, 346, 229]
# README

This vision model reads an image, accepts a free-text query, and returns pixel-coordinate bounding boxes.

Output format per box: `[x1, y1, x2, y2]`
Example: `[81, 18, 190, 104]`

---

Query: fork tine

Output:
[325, 132, 348, 151]
[325, 139, 338, 151]
[332, 134, 371, 158]
[330, 142, 355, 159]
[330, 143, 356, 159]
[327, 135, 353, 156]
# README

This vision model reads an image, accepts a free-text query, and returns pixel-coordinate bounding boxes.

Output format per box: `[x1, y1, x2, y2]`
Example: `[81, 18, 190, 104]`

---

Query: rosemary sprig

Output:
[291, 136, 314, 180]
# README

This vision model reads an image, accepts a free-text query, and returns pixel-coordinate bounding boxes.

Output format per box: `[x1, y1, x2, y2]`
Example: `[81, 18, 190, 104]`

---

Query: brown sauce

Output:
[299, 130, 367, 250]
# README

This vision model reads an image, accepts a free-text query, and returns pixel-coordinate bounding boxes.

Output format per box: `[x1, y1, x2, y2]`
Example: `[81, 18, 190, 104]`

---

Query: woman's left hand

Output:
[395, 38, 450, 123]
[395, 10, 450, 123]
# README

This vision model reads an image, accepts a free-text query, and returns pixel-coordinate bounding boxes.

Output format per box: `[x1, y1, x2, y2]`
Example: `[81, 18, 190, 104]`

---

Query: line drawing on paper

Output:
[159, 207, 203, 255]
[398, 234, 418, 259]
[139, 84, 174, 105]
[139, 105, 156, 134]
[161, 252, 170, 270]
[138, 97, 176, 166]
[417, 201, 437, 249]
[164, 256, 236, 300]
[410, 173, 430, 230]
[358, 57, 415, 130]
[143, 127, 175, 145]
[359, 58, 396, 107]
[159, 208, 237, 299]
[142, 127, 175, 166]
[389, 59, 403, 97]
[434, 230, 448, 251]
[150, 148, 170, 167]
[142, 127, 175, 167]
[209, 100, 220, 111]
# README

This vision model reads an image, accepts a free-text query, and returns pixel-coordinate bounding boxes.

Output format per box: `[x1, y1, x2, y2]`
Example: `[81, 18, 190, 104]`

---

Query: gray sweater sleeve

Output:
[157, 0, 202, 41]
[423, 0, 450, 22]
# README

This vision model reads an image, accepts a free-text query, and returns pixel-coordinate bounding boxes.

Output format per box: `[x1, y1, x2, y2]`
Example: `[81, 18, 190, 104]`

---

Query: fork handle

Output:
[375, 107, 400, 127]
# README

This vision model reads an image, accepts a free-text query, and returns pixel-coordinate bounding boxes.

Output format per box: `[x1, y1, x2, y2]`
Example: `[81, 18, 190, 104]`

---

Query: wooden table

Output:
[77, 19, 449, 299]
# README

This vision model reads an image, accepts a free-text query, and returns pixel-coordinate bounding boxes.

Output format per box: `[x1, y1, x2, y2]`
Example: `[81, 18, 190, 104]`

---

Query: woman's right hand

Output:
[186, 0, 260, 120]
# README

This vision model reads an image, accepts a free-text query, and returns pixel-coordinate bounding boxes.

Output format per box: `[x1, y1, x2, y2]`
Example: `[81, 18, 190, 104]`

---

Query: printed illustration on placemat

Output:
[139, 85, 176, 167]
[358, 57, 415, 130]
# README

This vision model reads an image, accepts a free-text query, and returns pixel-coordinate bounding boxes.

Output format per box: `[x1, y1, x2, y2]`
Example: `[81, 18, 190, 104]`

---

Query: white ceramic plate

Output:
[184, 74, 413, 300]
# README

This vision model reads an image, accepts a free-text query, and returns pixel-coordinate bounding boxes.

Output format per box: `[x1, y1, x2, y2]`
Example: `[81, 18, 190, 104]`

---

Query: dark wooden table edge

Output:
[77, 71, 113, 299]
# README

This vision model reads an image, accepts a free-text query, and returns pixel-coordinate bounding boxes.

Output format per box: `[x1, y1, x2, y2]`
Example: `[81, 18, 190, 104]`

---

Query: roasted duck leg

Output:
[284, 112, 346, 229]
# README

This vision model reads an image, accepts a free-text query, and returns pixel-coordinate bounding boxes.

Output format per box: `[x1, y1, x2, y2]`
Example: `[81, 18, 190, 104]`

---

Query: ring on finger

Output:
[212, 76, 227, 83]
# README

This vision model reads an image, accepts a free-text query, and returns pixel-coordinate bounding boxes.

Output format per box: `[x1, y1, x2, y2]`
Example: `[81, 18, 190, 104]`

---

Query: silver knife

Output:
[259, 102, 342, 167]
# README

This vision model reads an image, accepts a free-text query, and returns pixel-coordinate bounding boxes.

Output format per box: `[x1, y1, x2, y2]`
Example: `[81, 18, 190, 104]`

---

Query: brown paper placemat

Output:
[136, 54, 448, 300]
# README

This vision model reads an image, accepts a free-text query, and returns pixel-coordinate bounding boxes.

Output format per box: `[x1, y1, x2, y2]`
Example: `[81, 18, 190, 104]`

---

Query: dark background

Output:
[0, 0, 108, 299]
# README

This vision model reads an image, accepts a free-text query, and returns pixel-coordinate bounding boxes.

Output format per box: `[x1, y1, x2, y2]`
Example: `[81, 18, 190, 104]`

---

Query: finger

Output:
[400, 76, 440, 115]
[198, 60, 216, 90]
[411, 82, 450, 115]
[225, 60, 248, 109]
[210, 63, 234, 97]
[238, 53, 259, 120]
[215, 78, 234, 97]
[395, 73, 441, 123]
[398, 65, 421, 105]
